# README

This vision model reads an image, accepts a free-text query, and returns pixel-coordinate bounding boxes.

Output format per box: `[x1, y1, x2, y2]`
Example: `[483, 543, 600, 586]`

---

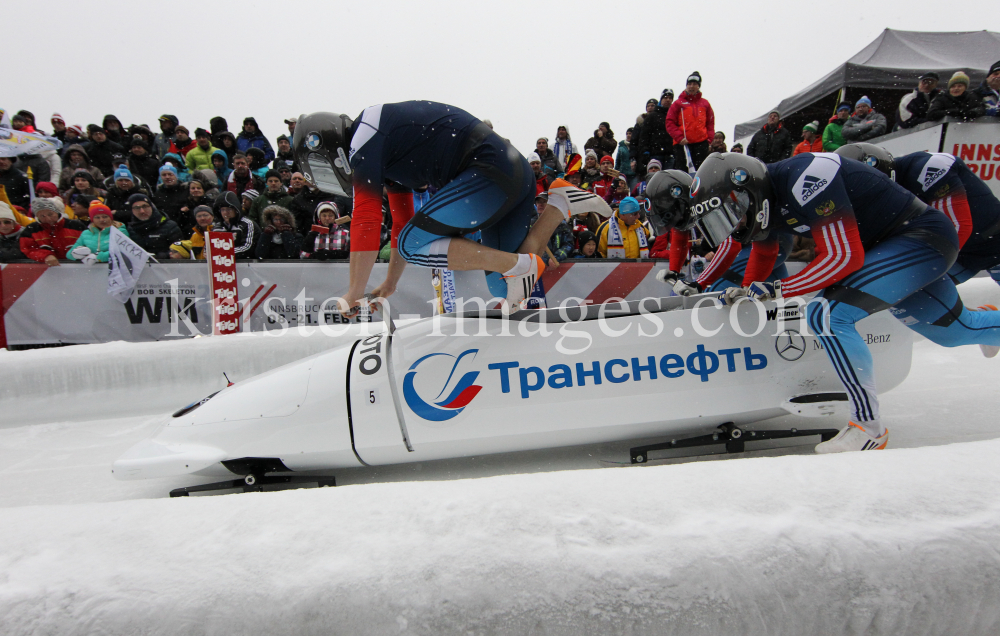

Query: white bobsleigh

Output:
[113, 294, 912, 495]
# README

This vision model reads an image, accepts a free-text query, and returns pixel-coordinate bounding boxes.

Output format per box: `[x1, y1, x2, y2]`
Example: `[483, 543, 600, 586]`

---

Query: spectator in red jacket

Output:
[665, 71, 716, 171]
[793, 121, 824, 155]
[528, 152, 553, 195]
[20, 197, 85, 265]
[168, 126, 197, 158]
[592, 156, 616, 200]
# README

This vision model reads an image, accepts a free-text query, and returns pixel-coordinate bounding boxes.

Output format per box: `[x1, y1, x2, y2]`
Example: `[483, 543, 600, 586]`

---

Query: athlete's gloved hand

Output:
[746, 280, 782, 300]
[655, 269, 680, 285]
[81, 253, 99, 266]
[720, 286, 748, 306]
[673, 280, 702, 297]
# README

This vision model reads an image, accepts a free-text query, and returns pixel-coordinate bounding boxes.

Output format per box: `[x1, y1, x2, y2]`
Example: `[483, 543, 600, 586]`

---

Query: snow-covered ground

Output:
[2, 280, 1000, 635]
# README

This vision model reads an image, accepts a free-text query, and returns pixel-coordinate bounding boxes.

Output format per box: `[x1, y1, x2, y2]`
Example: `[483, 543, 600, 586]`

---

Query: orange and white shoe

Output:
[815, 421, 888, 454]
[973, 305, 999, 358]
[501, 254, 545, 314]
[546, 178, 613, 220]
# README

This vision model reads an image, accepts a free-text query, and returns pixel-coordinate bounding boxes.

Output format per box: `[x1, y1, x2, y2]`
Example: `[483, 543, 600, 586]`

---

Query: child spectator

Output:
[66, 202, 129, 264]
[255, 206, 302, 259]
[572, 230, 599, 259]
[301, 201, 350, 260]
[20, 197, 85, 265]
[0, 203, 27, 261]
[213, 191, 259, 260]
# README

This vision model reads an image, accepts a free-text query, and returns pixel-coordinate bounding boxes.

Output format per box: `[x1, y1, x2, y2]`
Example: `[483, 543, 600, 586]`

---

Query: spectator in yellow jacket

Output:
[596, 197, 651, 259]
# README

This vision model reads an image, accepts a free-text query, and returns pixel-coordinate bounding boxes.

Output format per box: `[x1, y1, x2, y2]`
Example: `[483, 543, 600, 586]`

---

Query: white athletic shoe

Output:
[501, 254, 545, 314]
[973, 305, 999, 358]
[814, 422, 888, 454]
[546, 178, 613, 219]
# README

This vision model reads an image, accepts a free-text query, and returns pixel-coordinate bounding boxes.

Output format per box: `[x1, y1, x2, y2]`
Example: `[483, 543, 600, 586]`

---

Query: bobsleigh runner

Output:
[113, 293, 912, 496]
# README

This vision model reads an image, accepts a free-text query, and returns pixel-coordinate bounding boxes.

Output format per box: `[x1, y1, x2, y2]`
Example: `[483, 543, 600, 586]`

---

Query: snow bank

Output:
[0, 323, 391, 427]
[2, 438, 1000, 635]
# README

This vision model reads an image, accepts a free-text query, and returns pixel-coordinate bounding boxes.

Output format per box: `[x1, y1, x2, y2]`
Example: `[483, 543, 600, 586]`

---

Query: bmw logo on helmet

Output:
[690, 176, 701, 197]
[866, 156, 879, 168]
[305, 132, 322, 150]
[730, 167, 749, 185]
[670, 185, 683, 198]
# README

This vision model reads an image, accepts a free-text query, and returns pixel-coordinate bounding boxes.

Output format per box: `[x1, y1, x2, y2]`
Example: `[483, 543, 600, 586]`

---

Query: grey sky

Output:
[10, 0, 993, 156]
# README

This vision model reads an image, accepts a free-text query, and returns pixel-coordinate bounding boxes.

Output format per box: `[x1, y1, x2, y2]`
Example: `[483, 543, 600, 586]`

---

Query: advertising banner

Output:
[942, 121, 1000, 198]
[205, 232, 239, 335]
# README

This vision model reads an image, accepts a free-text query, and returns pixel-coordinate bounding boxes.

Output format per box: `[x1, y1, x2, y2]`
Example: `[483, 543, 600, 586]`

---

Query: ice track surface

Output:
[2, 280, 1000, 635]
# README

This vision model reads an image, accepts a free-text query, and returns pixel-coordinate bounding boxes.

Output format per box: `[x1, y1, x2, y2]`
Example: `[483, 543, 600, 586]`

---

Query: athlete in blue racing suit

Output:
[690, 151, 1000, 452]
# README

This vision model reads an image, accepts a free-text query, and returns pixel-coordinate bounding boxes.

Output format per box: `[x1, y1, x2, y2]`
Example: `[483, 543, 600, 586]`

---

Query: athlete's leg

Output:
[518, 205, 566, 257]
[807, 218, 958, 431]
[891, 275, 1000, 347]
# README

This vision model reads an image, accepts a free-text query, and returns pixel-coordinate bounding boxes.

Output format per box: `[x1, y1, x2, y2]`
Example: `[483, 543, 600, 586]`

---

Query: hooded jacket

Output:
[153, 115, 178, 159]
[236, 119, 275, 164]
[66, 222, 130, 263]
[20, 216, 86, 261]
[212, 191, 259, 259]
[128, 146, 162, 187]
[159, 152, 191, 184]
[58, 144, 105, 190]
[102, 115, 125, 144]
[211, 149, 233, 185]
[216, 132, 238, 166]
[0, 164, 31, 209]
[60, 170, 107, 205]
[638, 104, 673, 166]
[127, 207, 183, 258]
[822, 116, 848, 151]
[255, 205, 302, 259]
[665, 91, 715, 145]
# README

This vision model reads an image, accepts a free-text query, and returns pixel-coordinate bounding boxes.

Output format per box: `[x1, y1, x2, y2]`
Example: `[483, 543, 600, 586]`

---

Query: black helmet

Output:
[644, 170, 694, 234]
[689, 152, 773, 249]
[834, 142, 895, 180]
[293, 111, 355, 197]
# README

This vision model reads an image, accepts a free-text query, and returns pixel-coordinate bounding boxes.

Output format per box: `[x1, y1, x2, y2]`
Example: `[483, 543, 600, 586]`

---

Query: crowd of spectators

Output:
[1, 62, 997, 271]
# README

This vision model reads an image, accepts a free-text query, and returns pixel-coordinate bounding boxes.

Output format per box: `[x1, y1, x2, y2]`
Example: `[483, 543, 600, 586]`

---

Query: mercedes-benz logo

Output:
[775, 329, 806, 361]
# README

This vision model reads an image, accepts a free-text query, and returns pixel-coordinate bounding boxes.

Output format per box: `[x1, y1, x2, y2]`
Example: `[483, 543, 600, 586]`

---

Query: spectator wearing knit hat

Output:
[841, 96, 887, 142]
[897, 72, 941, 130]
[0, 202, 27, 262]
[274, 135, 298, 171]
[153, 164, 190, 228]
[65, 202, 129, 264]
[638, 89, 675, 174]
[33, 181, 77, 219]
[301, 200, 351, 261]
[61, 169, 106, 206]
[185, 129, 221, 173]
[236, 117, 275, 164]
[105, 166, 152, 222]
[665, 71, 715, 171]
[747, 110, 793, 163]
[20, 197, 86, 265]
[793, 121, 823, 156]
[213, 191, 260, 260]
[248, 170, 293, 226]
[83, 124, 124, 177]
[731, 143, 744, 154]
[972, 60, 1000, 117]
[579, 149, 602, 192]
[533, 138, 557, 177]
[584, 122, 617, 160]
[823, 103, 852, 151]
[528, 152, 554, 195]
[927, 72, 987, 122]
[592, 155, 616, 200]
[631, 99, 658, 167]
[168, 126, 197, 158]
[630, 158, 661, 203]
[241, 188, 259, 215]
[50, 114, 67, 143]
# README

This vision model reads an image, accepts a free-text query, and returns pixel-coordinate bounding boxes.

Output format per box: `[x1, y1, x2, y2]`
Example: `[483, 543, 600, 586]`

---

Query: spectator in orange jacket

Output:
[793, 121, 824, 155]
[665, 72, 715, 171]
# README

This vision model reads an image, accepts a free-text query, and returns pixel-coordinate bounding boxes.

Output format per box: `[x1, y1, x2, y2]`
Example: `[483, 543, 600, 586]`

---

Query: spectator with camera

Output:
[584, 122, 617, 159]
[61, 170, 106, 206]
[19, 197, 85, 265]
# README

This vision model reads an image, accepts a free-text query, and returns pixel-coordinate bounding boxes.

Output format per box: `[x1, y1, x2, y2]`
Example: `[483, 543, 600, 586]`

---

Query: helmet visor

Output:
[695, 192, 748, 248]
[305, 152, 348, 197]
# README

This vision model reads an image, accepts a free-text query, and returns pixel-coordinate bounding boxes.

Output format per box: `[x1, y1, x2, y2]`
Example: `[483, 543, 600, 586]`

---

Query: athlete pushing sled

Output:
[292, 103, 611, 314]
